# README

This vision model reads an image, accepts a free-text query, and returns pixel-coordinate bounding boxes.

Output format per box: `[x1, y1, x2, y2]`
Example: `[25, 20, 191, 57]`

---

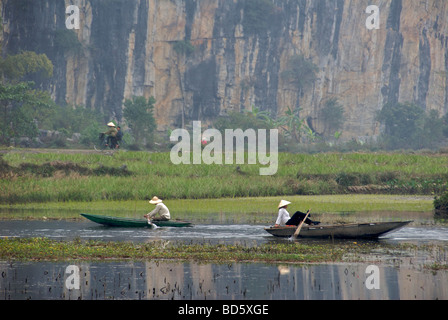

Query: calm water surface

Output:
[1, 211, 447, 300]
[0, 219, 448, 244]
[1, 260, 447, 300]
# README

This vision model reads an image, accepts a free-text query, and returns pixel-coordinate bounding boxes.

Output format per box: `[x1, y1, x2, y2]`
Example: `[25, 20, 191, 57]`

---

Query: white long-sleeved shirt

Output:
[275, 208, 290, 226]
[147, 203, 171, 220]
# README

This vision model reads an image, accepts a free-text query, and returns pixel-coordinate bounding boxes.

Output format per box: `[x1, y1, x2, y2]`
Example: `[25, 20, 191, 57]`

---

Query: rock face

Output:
[1, 0, 448, 139]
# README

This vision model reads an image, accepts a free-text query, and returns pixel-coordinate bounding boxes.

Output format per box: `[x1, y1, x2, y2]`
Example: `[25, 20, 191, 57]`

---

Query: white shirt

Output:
[275, 208, 290, 226]
[148, 203, 171, 220]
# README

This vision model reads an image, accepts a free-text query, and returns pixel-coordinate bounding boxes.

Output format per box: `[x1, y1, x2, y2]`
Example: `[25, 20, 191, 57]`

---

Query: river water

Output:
[2, 260, 447, 300]
[1, 219, 448, 244]
[1, 213, 448, 300]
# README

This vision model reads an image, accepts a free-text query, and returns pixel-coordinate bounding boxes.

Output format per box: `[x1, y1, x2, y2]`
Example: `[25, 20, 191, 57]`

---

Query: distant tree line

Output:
[0, 47, 157, 150]
[377, 101, 448, 150]
[211, 99, 448, 153]
[2, 46, 447, 153]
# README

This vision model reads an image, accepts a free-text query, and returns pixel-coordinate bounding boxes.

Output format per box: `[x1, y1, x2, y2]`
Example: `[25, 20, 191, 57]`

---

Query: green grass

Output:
[1, 151, 446, 206]
[0, 194, 434, 212]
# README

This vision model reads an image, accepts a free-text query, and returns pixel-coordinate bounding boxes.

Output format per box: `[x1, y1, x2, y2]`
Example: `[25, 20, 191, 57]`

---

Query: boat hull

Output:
[81, 213, 193, 228]
[265, 221, 412, 239]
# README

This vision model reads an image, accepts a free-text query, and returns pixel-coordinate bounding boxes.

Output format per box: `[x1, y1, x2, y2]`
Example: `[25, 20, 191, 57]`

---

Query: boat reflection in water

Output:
[1, 260, 447, 300]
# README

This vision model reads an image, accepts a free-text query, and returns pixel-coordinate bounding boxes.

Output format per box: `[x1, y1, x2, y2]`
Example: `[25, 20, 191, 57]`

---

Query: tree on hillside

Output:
[281, 54, 318, 96]
[0, 51, 54, 146]
[442, 112, 448, 139]
[320, 98, 345, 138]
[241, 0, 277, 36]
[377, 102, 445, 150]
[123, 96, 156, 147]
[377, 102, 424, 149]
[0, 51, 53, 82]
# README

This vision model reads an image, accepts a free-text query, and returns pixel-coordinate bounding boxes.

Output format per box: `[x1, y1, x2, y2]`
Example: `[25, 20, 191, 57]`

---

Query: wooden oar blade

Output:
[292, 210, 311, 239]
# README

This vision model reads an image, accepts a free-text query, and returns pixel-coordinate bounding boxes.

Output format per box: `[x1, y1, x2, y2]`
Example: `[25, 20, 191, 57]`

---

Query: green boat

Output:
[80, 213, 193, 228]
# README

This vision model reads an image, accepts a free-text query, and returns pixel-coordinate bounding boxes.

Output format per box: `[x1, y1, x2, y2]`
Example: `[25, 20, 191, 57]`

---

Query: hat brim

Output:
[149, 200, 163, 204]
[278, 201, 291, 208]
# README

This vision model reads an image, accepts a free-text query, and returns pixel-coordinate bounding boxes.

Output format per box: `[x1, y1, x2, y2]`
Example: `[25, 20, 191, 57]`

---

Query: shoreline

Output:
[0, 194, 435, 222]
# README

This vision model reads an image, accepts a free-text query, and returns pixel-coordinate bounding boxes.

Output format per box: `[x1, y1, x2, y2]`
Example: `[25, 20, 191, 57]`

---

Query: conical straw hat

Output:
[149, 196, 163, 204]
[278, 200, 291, 208]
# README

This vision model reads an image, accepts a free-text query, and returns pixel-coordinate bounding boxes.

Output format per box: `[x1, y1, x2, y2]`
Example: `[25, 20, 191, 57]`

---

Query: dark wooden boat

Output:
[265, 221, 412, 239]
[80, 213, 193, 228]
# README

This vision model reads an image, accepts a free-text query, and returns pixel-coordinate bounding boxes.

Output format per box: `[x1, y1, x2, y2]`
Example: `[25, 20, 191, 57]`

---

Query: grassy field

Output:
[0, 150, 443, 219]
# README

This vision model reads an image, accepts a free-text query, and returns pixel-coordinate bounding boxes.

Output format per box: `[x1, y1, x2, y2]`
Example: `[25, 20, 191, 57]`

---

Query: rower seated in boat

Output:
[274, 200, 320, 227]
[144, 196, 171, 222]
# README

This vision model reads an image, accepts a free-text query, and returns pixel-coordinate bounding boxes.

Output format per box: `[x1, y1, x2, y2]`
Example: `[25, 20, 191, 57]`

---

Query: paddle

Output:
[292, 209, 311, 239]
[144, 214, 157, 229]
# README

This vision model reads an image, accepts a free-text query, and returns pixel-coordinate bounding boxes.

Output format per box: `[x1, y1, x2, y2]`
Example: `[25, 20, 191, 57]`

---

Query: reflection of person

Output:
[274, 200, 320, 227]
[144, 196, 171, 221]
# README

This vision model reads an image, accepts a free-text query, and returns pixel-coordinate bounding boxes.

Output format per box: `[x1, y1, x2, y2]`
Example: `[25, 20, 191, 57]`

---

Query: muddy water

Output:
[1, 260, 447, 300]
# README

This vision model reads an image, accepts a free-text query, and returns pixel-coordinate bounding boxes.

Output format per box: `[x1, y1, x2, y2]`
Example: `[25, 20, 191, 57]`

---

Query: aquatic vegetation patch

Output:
[0, 237, 430, 266]
[0, 238, 348, 263]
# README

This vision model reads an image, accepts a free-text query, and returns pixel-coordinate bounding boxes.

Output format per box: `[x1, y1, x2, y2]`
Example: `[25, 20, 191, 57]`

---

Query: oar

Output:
[144, 214, 157, 229]
[292, 209, 311, 239]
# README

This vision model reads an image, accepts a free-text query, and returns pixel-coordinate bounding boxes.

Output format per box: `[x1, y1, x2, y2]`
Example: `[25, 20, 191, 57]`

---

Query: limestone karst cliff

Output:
[1, 0, 448, 140]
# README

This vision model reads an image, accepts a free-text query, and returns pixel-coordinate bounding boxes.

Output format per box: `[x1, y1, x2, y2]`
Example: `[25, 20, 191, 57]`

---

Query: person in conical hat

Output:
[103, 122, 118, 148]
[274, 200, 320, 227]
[274, 200, 292, 227]
[144, 196, 171, 221]
[149, 196, 163, 204]
[278, 200, 291, 209]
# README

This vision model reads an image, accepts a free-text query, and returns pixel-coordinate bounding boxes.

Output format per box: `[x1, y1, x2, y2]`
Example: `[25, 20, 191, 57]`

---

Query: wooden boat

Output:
[80, 213, 193, 228]
[265, 221, 412, 239]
